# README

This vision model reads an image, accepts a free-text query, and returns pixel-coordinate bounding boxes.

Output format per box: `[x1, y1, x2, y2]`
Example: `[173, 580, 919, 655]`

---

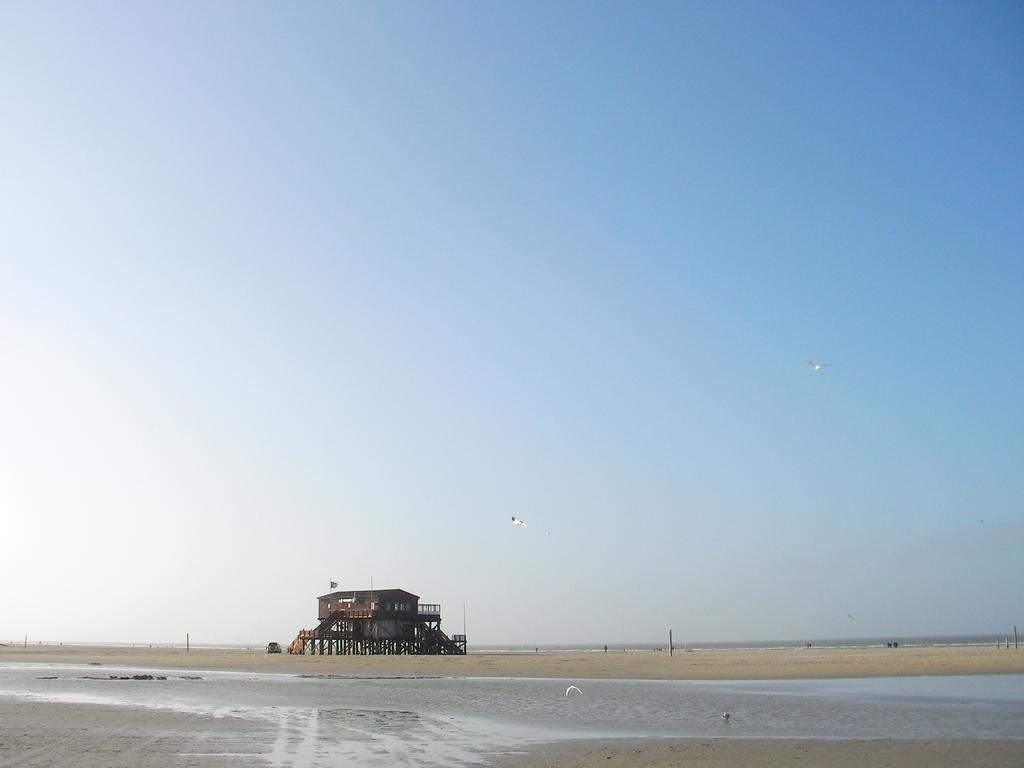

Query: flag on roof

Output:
[330, 580, 338, 589]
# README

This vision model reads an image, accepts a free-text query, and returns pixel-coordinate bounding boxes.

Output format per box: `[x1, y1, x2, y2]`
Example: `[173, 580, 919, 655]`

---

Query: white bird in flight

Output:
[565, 685, 583, 697]
[512, 516, 527, 528]
[808, 360, 832, 371]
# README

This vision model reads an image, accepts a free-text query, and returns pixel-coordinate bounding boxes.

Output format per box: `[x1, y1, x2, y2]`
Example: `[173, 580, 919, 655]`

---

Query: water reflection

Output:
[1, 664, 1022, 768]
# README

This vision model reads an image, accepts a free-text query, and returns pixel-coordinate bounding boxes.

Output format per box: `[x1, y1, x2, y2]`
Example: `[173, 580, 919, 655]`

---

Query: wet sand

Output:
[4, 644, 1022, 767]
[2, 697, 1022, 768]
[0, 697, 266, 768]
[2, 642, 1022, 679]
[493, 737, 1024, 768]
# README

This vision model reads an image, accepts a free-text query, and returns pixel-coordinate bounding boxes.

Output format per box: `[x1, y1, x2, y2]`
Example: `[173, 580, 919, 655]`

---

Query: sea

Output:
[12, 632, 1011, 652]
[1, 659, 1022, 767]
[473, 633, 1014, 653]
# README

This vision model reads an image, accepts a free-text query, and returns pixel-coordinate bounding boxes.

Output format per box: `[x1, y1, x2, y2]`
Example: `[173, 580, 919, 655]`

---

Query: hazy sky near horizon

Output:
[1, 2, 1022, 646]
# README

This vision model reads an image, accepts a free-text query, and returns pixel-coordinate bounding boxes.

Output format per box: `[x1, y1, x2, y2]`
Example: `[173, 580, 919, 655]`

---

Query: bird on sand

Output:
[565, 685, 583, 697]
[808, 360, 832, 371]
[721, 712, 731, 721]
[512, 516, 527, 528]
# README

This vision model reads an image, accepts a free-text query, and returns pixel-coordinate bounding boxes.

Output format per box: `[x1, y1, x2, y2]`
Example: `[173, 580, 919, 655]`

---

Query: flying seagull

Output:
[808, 360, 832, 371]
[512, 516, 527, 528]
[565, 685, 583, 697]
[848, 614, 855, 621]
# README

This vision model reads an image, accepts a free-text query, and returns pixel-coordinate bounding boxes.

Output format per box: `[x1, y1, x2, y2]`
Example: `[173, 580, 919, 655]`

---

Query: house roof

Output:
[316, 588, 420, 601]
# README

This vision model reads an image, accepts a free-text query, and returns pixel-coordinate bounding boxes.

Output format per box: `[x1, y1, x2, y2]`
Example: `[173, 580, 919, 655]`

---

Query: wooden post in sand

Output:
[186, 633, 190, 653]
[669, 629, 673, 657]
[1015, 626, 1018, 650]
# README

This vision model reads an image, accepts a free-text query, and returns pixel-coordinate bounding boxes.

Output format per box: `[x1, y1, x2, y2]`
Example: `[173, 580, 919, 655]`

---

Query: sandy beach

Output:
[3, 644, 1022, 767]
[2, 642, 1022, 679]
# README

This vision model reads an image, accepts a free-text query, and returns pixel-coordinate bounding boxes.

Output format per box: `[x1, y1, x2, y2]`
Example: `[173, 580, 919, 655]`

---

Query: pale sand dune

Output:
[2, 642, 1022, 679]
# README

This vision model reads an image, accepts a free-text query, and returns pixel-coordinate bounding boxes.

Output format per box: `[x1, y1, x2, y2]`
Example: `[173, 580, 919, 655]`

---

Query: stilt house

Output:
[293, 588, 466, 655]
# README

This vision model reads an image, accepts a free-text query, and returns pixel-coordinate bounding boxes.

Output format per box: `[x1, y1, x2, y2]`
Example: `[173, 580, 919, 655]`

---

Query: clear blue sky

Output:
[1, 2, 1021, 645]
